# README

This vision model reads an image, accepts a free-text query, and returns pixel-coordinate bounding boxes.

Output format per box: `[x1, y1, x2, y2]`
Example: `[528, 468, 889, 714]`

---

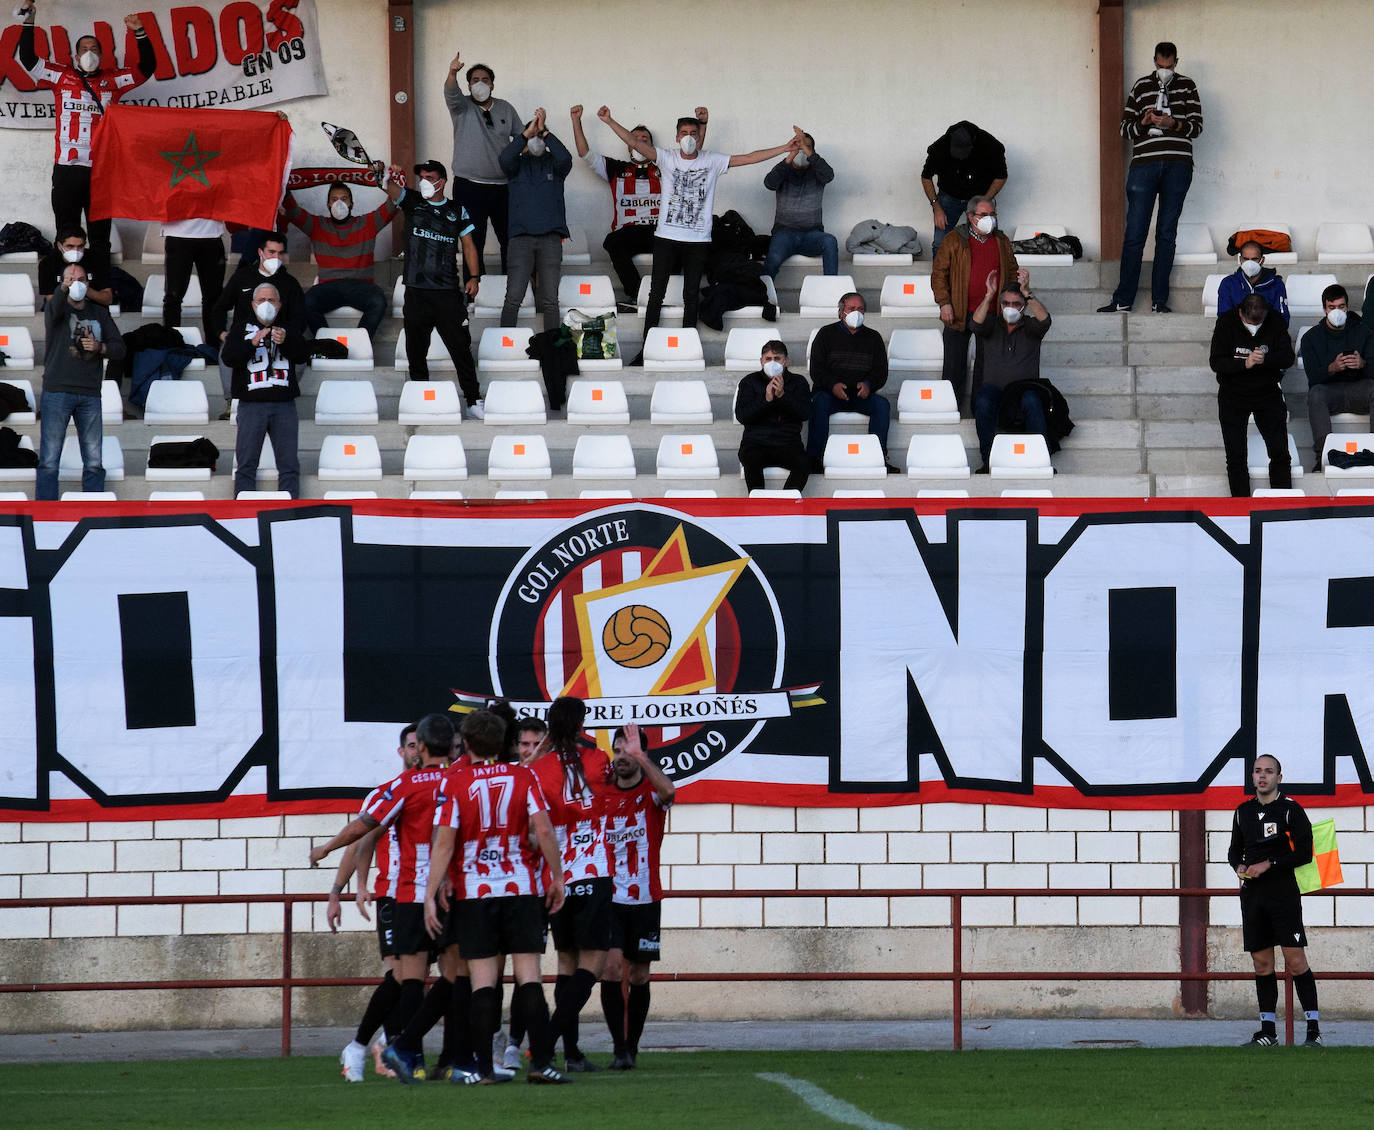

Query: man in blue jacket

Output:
[1217, 241, 1289, 326]
[499, 107, 573, 336]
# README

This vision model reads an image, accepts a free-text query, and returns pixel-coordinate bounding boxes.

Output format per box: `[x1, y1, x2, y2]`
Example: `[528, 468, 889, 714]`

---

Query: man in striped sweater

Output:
[1099, 41, 1203, 315]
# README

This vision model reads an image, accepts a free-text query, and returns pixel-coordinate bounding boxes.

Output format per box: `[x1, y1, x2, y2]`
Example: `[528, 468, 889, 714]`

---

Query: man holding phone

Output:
[1299, 284, 1374, 472]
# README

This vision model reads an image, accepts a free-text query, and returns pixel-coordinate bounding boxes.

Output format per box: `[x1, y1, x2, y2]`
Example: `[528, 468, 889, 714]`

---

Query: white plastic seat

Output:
[897, 379, 960, 424]
[397, 380, 464, 424]
[322, 491, 378, 500]
[391, 277, 404, 318]
[636, 274, 684, 319]
[314, 379, 379, 424]
[649, 380, 712, 425]
[318, 435, 383, 480]
[493, 489, 549, 499]
[879, 276, 939, 317]
[561, 229, 591, 267]
[643, 327, 705, 372]
[1321, 434, 1374, 477]
[476, 326, 538, 372]
[917, 489, 971, 498]
[143, 380, 210, 424]
[906, 433, 971, 478]
[487, 435, 552, 480]
[750, 488, 803, 499]
[1232, 224, 1296, 265]
[0, 275, 36, 317]
[724, 328, 785, 372]
[558, 275, 615, 313]
[392, 329, 457, 372]
[1247, 432, 1303, 481]
[721, 276, 781, 322]
[1201, 273, 1225, 318]
[1010, 224, 1073, 266]
[661, 489, 717, 498]
[235, 489, 290, 499]
[1253, 488, 1305, 498]
[832, 489, 887, 498]
[0, 378, 36, 423]
[233, 435, 276, 482]
[409, 490, 465, 499]
[0, 326, 36, 369]
[147, 490, 205, 500]
[473, 274, 535, 318]
[60, 491, 118, 500]
[1316, 224, 1374, 264]
[141, 274, 201, 318]
[108, 225, 124, 263]
[1296, 325, 1310, 371]
[145, 435, 213, 481]
[59, 435, 124, 481]
[0, 247, 37, 264]
[0, 435, 36, 482]
[565, 380, 630, 425]
[573, 434, 637, 479]
[100, 379, 123, 426]
[655, 434, 719, 479]
[888, 328, 944, 372]
[141, 226, 166, 265]
[989, 433, 1053, 479]
[173, 325, 207, 371]
[822, 433, 886, 479]
[1334, 488, 1374, 497]
[579, 489, 633, 499]
[309, 276, 363, 325]
[312, 327, 375, 372]
[1286, 274, 1339, 318]
[797, 274, 856, 317]
[1000, 489, 1054, 497]
[851, 251, 913, 266]
[481, 380, 547, 425]
[1172, 223, 1218, 265]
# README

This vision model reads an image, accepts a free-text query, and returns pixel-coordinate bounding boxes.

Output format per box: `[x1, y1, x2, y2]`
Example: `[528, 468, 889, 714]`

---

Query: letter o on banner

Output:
[48, 524, 262, 797]
[1041, 522, 1243, 787]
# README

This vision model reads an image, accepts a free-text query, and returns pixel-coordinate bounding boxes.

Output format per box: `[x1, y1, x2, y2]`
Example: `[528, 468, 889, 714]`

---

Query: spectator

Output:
[920, 121, 1007, 254]
[1209, 293, 1295, 497]
[734, 339, 812, 492]
[443, 52, 523, 275]
[383, 161, 484, 417]
[762, 131, 837, 278]
[499, 108, 573, 335]
[37, 225, 111, 306]
[597, 107, 799, 360]
[37, 262, 124, 499]
[931, 195, 1019, 413]
[17, 2, 154, 253]
[1217, 241, 1289, 326]
[283, 170, 398, 340]
[968, 270, 1053, 473]
[1300, 285, 1374, 472]
[805, 292, 896, 474]
[1099, 41, 1203, 314]
[162, 218, 226, 335]
[220, 282, 310, 498]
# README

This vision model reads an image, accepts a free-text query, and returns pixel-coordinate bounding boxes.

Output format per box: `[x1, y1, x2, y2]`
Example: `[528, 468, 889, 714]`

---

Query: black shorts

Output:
[1241, 883, 1307, 952]
[374, 896, 399, 959]
[432, 899, 460, 954]
[457, 895, 547, 960]
[608, 901, 662, 964]
[550, 876, 614, 953]
[387, 900, 433, 957]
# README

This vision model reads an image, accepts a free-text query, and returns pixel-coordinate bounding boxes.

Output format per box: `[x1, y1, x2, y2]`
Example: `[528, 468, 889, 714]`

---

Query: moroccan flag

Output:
[89, 105, 293, 230]
[1295, 818, 1343, 894]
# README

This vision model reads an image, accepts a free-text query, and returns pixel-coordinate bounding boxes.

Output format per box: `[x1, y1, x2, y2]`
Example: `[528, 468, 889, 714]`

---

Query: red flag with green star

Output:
[89, 104, 293, 230]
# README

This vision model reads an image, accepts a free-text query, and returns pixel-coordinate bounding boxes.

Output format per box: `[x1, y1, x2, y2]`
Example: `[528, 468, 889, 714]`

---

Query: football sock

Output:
[549, 973, 573, 1054]
[1294, 970, 1319, 1025]
[627, 981, 651, 1054]
[560, 968, 598, 1058]
[1256, 972, 1279, 1018]
[469, 986, 500, 1076]
[518, 982, 554, 1070]
[355, 970, 400, 1045]
[390, 978, 426, 1053]
[404, 976, 453, 1045]
[441, 976, 473, 1066]
[601, 980, 627, 1054]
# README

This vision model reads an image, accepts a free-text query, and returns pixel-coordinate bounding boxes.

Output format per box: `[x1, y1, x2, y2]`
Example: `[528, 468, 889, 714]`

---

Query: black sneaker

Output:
[885, 462, 900, 475]
[626, 351, 644, 368]
[1244, 1030, 1278, 1047]
[1096, 302, 1131, 313]
[564, 1054, 602, 1073]
[616, 300, 638, 314]
[609, 1051, 636, 1070]
[974, 462, 990, 475]
[1151, 302, 1172, 314]
[1304, 1028, 1323, 1047]
[762, 302, 778, 323]
[528, 1064, 572, 1084]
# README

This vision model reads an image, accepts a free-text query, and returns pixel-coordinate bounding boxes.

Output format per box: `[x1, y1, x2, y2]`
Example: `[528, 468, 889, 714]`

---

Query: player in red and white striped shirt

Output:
[425, 709, 567, 1084]
[599, 723, 674, 1069]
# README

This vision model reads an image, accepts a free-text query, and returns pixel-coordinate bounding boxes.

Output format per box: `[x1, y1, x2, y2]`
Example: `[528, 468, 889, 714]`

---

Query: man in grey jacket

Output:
[38, 262, 125, 499]
[762, 132, 837, 277]
[444, 52, 524, 275]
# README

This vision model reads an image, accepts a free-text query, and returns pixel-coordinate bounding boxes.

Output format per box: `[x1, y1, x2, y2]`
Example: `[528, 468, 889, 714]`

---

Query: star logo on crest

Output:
[160, 131, 220, 188]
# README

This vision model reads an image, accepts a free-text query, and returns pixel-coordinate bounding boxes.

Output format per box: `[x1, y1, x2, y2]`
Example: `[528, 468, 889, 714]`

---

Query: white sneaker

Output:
[502, 1042, 523, 1071]
[340, 1040, 366, 1082]
[465, 399, 485, 421]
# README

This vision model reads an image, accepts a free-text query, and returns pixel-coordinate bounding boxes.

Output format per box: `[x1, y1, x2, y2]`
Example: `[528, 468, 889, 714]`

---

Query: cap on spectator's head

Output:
[414, 160, 447, 182]
[949, 127, 974, 160]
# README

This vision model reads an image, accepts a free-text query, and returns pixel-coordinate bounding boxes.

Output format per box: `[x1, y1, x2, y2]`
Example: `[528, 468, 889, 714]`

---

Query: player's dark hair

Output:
[548, 696, 590, 797]
[518, 717, 548, 737]
[487, 699, 518, 762]
[1154, 41, 1177, 60]
[415, 712, 454, 762]
[398, 722, 417, 746]
[56, 225, 87, 244]
[461, 710, 506, 762]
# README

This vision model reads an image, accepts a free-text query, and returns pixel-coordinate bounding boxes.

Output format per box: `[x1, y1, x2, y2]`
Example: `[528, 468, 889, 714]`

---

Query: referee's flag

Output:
[1295, 819, 1343, 894]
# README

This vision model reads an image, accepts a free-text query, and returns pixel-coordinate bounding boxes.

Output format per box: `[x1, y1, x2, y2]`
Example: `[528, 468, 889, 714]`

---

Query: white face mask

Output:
[679, 134, 698, 155]
[792, 152, 809, 169]
[1328, 308, 1349, 328]
[418, 178, 439, 200]
[61, 247, 84, 264]
[526, 136, 547, 157]
[67, 280, 88, 302]
[1240, 259, 1262, 279]
[762, 360, 784, 378]
[1243, 320, 1262, 337]
[329, 199, 351, 222]
[260, 255, 281, 276]
[1002, 305, 1023, 325]
[77, 50, 100, 73]
[843, 309, 864, 330]
[254, 301, 278, 324]
[469, 81, 492, 103]
[974, 214, 996, 236]
[1156, 66, 1174, 83]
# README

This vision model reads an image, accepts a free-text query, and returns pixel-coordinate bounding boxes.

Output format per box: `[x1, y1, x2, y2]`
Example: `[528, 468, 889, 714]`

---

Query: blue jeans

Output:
[931, 192, 968, 255]
[1111, 159, 1194, 308]
[764, 228, 839, 277]
[806, 387, 892, 459]
[304, 278, 388, 338]
[37, 389, 103, 499]
[974, 385, 1048, 465]
[235, 399, 300, 498]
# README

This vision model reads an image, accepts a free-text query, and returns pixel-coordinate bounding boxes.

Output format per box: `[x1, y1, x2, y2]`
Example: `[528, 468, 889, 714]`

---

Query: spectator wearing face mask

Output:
[735, 339, 812, 493]
[1217, 241, 1289, 327]
[498, 107, 573, 336]
[1300, 284, 1374, 472]
[597, 107, 801, 361]
[444, 52, 524, 275]
[16, 1, 154, 253]
[1209, 293, 1294, 497]
[968, 270, 1053, 473]
[282, 169, 398, 340]
[931, 194, 1019, 414]
[762, 131, 837, 277]
[806, 292, 897, 474]
[38, 225, 112, 307]
[221, 282, 311, 498]
[920, 121, 1008, 255]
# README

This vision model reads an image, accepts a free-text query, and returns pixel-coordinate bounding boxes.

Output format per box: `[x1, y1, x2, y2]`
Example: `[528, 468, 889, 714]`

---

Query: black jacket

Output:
[735, 368, 812, 449]
[1209, 309, 1294, 392]
[1228, 793, 1312, 898]
[997, 377, 1074, 452]
[209, 263, 306, 345]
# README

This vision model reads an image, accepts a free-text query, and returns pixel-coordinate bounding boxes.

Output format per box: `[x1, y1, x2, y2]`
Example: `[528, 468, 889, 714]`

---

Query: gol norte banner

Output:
[3, 497, 1374, 821]
[0, 0, 326, 127]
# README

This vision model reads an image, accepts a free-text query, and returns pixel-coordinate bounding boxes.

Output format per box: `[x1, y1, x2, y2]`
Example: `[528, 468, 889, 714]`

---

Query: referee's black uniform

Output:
[1228, 793, 1313, 952]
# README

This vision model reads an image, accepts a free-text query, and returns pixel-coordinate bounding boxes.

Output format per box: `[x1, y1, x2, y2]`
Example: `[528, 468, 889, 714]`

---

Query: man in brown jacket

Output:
[931, 194, 1019, 413]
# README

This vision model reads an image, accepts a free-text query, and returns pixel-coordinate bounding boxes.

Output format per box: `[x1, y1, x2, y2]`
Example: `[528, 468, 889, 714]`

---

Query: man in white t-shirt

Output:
[597, 107, 799, 361]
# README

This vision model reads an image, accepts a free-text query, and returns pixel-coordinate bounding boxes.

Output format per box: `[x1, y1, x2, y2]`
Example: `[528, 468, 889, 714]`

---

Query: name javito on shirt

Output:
[433, 760, 548, 900]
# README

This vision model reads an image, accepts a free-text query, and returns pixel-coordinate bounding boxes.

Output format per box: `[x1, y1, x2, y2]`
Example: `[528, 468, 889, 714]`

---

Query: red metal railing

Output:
[3, 887, 1370, 1052]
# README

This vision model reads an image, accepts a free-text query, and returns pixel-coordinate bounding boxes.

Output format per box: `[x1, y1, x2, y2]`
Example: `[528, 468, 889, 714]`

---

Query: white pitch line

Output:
[757, 1072, 911, 1130]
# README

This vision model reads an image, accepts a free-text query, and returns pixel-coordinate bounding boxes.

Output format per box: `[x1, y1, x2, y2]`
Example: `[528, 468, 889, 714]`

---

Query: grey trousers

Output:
[1307, 377, 1374, 462]
[502, 232, 563, 332]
